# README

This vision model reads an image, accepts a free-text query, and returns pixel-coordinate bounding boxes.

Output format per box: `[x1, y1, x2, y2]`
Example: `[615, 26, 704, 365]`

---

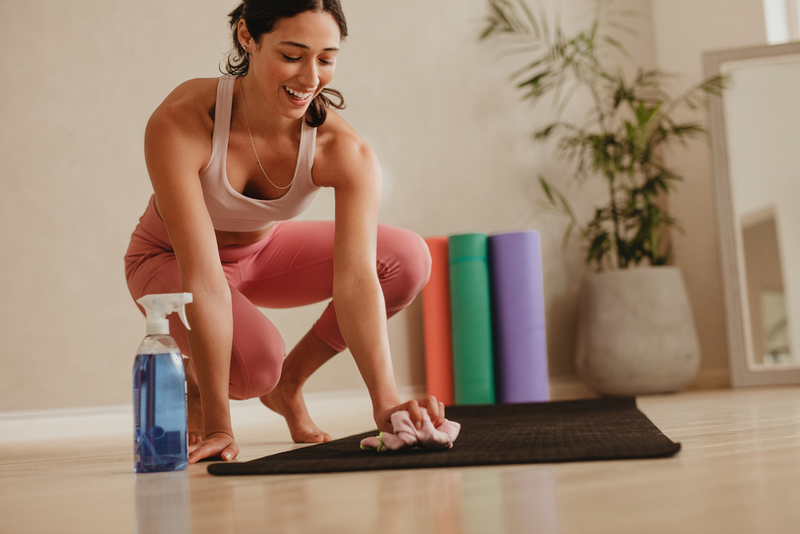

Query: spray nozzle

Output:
[136, 293, 193, 336]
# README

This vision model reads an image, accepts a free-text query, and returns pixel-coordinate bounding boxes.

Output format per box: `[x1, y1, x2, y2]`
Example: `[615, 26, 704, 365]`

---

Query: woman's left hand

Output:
[375, 396, 445, 432]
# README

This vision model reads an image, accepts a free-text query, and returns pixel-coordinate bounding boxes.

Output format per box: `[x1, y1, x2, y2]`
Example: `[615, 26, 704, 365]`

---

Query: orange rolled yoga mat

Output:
[421, 237, 455, 406]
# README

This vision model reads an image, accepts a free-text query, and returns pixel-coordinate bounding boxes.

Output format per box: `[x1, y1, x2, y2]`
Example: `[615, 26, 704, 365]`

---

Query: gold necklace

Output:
[238, 80, 295, 191]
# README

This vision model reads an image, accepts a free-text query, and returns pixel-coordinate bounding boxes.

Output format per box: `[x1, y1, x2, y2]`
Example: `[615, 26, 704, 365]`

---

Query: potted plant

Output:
[481, 0, 727, 395]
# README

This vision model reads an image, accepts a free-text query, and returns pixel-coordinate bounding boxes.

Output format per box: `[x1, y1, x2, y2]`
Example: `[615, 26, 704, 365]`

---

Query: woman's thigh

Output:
[237, 220, 337, 308]
[239, 220, 431, 308]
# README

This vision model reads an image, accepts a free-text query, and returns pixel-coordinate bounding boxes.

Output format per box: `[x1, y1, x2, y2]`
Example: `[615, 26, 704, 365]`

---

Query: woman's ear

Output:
[237, 18, 254, 51]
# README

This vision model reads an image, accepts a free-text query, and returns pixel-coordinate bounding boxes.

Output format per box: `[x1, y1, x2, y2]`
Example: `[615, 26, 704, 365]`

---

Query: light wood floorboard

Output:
[1, 386, 799, 534]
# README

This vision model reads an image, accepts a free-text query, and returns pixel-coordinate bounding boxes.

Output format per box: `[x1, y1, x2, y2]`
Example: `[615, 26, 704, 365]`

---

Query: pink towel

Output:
[360, 408, 461, 452]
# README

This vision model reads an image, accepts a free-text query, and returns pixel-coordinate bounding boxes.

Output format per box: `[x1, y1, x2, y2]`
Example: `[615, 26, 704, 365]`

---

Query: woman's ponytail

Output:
[225, 3, 249, 76]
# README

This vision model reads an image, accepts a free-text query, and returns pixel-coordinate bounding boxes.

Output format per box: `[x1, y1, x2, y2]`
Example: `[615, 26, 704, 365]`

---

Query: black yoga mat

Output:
[207, 397, 680, 476]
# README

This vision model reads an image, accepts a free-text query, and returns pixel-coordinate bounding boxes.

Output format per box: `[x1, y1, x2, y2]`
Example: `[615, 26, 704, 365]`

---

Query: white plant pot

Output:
[575, 266, 700, 396]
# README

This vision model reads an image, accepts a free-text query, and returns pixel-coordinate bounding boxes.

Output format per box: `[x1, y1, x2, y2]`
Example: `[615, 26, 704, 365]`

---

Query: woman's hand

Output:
[375, 396, 446, 433]
[188, 431, 239, 464]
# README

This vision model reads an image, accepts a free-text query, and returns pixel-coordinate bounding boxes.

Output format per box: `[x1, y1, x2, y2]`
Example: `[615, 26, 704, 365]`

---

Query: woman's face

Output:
[240, 11, 341, 121]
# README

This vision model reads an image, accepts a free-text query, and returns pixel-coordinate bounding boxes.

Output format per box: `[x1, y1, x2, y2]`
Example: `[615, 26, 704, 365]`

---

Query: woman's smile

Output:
[284, 85, 315, 104]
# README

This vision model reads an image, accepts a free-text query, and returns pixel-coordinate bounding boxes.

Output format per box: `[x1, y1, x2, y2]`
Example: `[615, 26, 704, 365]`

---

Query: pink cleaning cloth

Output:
[360, 408, 461, 452]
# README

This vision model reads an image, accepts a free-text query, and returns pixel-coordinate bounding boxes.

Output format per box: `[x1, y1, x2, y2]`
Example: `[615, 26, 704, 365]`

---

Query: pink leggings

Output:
[125, 196, 431, 401]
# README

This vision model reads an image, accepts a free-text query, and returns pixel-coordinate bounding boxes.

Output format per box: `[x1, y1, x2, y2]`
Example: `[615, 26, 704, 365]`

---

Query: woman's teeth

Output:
[285, 87, 312, 100]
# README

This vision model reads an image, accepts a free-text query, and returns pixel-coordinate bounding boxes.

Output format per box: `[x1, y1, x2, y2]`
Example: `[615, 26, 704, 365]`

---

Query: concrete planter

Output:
[575, 266, 700, 396]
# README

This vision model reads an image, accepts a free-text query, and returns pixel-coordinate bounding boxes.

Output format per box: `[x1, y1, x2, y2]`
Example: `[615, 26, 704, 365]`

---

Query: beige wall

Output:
[649, 0, 768, 388]
[1, 0, 754, 413]
[0, 0, 239, 411]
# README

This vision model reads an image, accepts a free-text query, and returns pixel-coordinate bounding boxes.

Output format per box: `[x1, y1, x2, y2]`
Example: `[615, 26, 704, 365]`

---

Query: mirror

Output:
[705, 41, 800, 386]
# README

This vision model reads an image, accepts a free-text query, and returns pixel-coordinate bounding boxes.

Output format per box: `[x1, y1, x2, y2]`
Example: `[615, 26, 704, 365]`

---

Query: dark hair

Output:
[225, 0, 347, 127]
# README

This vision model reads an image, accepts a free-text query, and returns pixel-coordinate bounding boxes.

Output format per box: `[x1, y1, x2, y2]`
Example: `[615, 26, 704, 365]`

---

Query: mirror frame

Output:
[704, 41, 800, 387]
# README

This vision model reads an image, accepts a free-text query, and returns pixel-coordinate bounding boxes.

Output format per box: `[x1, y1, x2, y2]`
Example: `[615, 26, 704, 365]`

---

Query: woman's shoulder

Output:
[148, 77, 222, 135]
[313, 110, 379, 187]
[316, 111, 374, 161]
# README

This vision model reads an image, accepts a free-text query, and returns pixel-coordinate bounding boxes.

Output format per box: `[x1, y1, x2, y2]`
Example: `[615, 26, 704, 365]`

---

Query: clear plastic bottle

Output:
[133, 293, 192, 473]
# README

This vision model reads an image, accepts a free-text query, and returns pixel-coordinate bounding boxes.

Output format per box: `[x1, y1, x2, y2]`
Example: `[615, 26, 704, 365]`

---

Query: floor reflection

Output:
[460, 467, 558, 534]
[138, 461, 561, 533]
[134, 471, 190, 534]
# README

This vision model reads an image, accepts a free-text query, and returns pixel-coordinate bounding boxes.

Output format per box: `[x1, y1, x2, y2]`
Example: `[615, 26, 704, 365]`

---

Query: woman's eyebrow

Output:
[279, 40, 340, 52]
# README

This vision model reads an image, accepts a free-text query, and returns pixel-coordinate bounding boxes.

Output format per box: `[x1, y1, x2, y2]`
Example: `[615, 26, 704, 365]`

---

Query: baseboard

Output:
[0, 387, 424, 445]
[0, 379, 605, 444]
[687, 368, 732, 390]
[548, 369, 732, 398]
[548, 375, 599, 400]
[0, 404, 135, 445]
[2, 381, 596, 444]
[0, 371, 730, 444]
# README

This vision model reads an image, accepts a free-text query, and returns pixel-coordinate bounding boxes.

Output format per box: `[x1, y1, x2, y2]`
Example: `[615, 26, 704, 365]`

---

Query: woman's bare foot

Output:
[260, 383, 332, 443]
[184, 360, 205, 445]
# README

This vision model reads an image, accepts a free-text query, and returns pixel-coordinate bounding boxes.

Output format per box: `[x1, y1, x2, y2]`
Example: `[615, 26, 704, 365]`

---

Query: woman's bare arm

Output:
[315, 116, 444, 430]
[143, 83, 239, 463]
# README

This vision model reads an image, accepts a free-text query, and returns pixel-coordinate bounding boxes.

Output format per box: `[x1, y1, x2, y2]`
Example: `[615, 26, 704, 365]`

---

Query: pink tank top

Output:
[198, 75, 320, 232]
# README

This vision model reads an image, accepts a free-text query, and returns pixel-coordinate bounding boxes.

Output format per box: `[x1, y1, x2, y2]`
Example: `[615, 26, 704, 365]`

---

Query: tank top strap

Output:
[207, 75, 236, 170]
[298, 119, 317, 184]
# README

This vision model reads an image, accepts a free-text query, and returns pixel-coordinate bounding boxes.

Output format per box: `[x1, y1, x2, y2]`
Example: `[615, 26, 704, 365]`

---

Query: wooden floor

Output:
[2, 386, 800, 534]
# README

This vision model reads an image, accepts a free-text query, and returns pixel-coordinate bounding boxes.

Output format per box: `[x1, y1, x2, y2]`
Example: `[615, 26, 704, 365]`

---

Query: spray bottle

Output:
[133, 292, 193, 473]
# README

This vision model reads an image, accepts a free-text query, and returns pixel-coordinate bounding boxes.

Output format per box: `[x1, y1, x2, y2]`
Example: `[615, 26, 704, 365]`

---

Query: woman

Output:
[125, 0, 443, 464]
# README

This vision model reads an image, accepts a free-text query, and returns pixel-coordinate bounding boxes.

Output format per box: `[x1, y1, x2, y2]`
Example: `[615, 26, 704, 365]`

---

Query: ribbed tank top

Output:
[198, 75, 320, 232]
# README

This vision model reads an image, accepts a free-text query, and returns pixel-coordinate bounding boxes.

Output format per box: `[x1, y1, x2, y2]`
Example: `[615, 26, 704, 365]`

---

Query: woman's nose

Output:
[297, 60, 319, 89]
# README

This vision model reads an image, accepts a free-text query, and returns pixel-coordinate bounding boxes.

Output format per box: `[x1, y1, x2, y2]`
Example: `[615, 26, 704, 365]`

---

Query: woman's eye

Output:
[319, 59, 334, 66]
[282, 54, 301, 62]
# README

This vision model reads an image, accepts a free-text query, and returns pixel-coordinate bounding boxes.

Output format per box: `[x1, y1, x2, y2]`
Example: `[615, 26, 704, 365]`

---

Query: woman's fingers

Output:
[405, 400, 423, 429]
[188, 443, 210, 464]
[409, 396, 446, 428]
[187, 435, 238, 464]
[189, 442, 216, 464]
[378, 396, 447, 432]
[421, 395, 443, 424]
[414, 395, 445, 426]
[221, 442, 239, 462]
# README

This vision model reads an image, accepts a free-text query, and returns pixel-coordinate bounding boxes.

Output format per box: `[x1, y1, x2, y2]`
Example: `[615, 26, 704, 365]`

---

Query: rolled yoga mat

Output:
[448, 233, 495, 405]
[489, 231, 550, 403]
[421, 237, 455, 406]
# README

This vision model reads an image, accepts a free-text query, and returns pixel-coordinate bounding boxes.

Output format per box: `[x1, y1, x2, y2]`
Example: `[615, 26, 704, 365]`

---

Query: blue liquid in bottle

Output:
[133, 334, 188, 473]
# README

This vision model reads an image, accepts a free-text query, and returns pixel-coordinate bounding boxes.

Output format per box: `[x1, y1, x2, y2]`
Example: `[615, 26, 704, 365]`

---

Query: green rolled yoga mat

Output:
[448, 233, 495, 404]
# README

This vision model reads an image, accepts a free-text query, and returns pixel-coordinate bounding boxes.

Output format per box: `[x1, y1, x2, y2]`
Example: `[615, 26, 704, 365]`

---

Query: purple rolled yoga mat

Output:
[489, 231, 549, 403]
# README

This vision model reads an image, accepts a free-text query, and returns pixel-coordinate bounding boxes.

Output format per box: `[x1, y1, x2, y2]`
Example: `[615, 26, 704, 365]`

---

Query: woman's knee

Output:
[229, 334, 284, 400]
[401, 231, 432, 293]
[244, 356, 283, 399]
[377, 226, 432, 309]
[228, 291, 286, 400]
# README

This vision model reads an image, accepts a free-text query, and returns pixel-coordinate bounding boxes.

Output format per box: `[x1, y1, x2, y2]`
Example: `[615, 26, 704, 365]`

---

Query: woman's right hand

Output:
[188, 431, 239, 464]
[375, 396, 446, 433]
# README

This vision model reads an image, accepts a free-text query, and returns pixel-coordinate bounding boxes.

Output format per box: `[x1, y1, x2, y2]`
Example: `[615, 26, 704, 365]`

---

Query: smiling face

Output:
[238, 10, 341, 122]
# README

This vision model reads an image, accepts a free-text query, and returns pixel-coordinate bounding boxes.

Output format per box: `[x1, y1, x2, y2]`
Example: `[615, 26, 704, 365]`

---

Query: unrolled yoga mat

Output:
[207, 397, 680, 476]
[449, 233, 495, 405]
[489, 231, 549, 403]
[421, 237, 455, 406]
